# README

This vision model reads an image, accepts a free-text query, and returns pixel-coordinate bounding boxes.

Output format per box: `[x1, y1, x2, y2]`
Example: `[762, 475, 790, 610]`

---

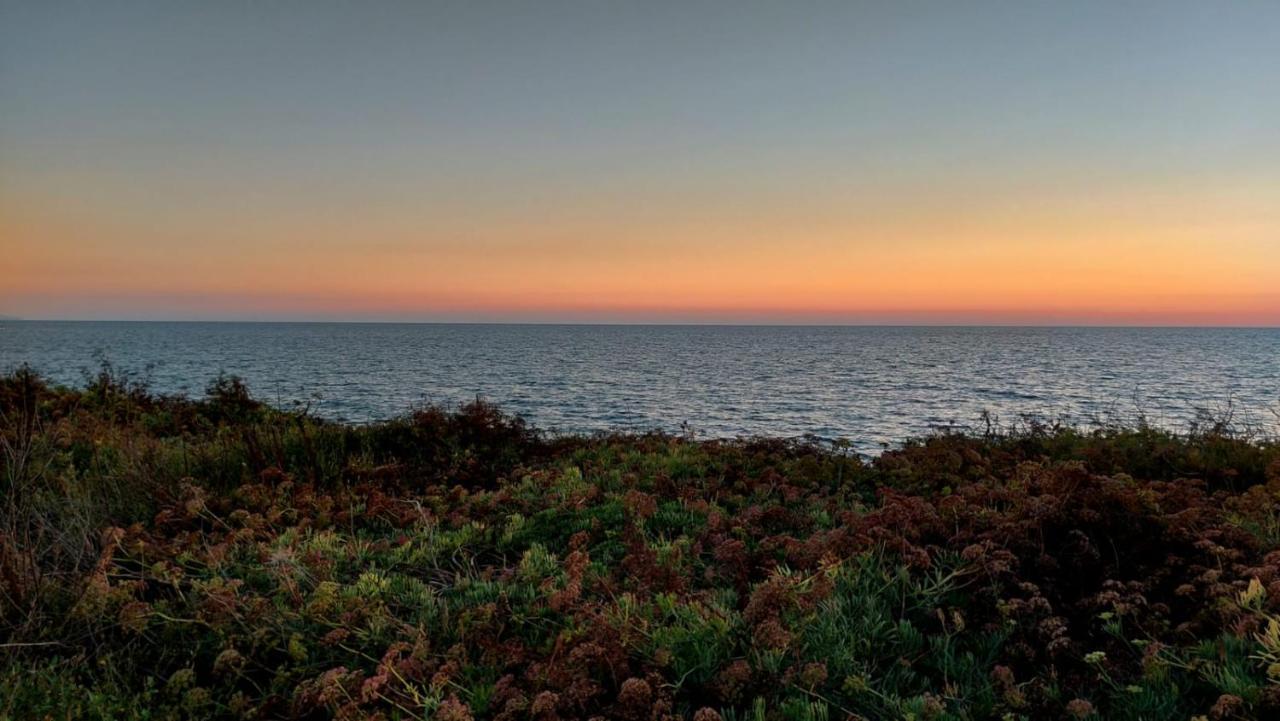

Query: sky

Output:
[2, 1, 1278, 325]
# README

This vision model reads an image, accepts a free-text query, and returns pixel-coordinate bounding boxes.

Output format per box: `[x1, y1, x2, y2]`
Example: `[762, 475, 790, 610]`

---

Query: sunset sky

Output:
[2, 1, 1278, 324]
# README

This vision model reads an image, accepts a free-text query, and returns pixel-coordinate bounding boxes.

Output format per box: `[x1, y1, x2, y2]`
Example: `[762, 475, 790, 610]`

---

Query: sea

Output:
[2, 321, 1277, 454]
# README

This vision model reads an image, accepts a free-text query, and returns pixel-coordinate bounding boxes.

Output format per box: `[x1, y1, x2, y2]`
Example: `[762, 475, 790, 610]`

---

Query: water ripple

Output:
[2, 322, 1277, 455]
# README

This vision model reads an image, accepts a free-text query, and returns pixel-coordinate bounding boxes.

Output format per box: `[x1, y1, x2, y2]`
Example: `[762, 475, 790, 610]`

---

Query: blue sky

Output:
[3, 1, 1278, 323]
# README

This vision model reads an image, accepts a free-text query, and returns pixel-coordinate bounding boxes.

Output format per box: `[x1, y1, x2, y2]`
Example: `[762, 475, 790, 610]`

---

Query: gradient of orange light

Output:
[3, 175, 1278, 323]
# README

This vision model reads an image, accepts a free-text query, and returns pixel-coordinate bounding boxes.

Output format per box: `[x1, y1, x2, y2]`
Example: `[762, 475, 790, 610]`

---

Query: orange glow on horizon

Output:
[3, 172, 1278, 325]
[4, 2, 1279, 326]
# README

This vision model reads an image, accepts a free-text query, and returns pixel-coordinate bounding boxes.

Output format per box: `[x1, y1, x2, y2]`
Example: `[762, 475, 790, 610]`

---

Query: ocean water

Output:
[2, 321, 1277, 452]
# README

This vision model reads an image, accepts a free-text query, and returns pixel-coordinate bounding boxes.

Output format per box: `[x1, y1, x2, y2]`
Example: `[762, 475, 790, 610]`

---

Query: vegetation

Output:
[2, 365, 1280, 720]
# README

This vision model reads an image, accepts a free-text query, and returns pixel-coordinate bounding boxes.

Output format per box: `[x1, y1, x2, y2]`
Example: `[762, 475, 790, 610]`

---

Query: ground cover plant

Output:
[2, 366, 1280, 720]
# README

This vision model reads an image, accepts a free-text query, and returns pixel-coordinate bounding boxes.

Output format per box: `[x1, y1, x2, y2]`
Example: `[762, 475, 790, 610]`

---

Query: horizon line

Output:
[3, 317, 1278, 330]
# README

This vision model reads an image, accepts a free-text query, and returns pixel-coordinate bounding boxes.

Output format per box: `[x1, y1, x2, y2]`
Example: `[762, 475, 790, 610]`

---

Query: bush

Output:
[1, 369, 1278, 719]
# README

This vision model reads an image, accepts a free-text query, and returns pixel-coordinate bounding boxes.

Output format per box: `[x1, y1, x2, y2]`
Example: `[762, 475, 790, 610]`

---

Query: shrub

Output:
[1, 369, 1278, 719]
